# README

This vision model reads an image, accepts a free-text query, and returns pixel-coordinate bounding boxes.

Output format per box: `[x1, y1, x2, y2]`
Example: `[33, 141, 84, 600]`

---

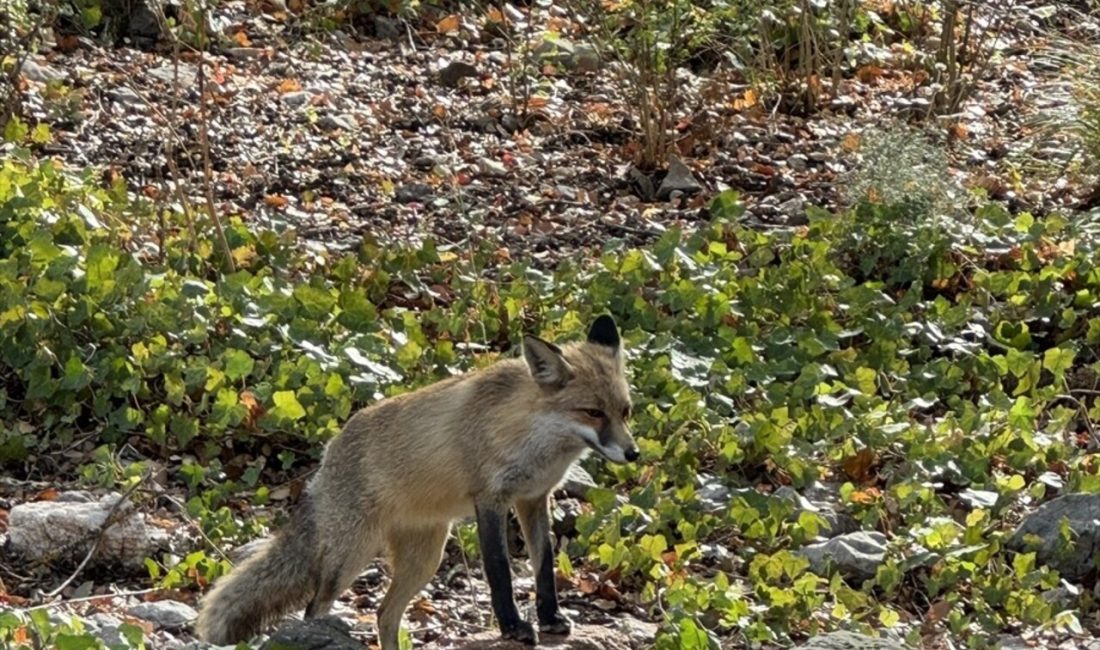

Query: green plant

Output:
[0, 609, 147, 650]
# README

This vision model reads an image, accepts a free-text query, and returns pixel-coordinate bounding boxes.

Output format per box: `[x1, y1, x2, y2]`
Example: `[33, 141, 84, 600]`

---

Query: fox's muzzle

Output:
[589, 424, 639, 464]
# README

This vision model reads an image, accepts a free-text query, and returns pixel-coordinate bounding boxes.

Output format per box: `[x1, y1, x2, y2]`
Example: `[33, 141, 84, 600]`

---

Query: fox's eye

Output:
[582, 408, 605, 419]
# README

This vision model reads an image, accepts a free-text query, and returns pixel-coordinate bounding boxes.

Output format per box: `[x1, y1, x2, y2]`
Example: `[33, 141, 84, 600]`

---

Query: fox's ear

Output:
[587, 315, 621, 352]
[523, 336, 574, 388]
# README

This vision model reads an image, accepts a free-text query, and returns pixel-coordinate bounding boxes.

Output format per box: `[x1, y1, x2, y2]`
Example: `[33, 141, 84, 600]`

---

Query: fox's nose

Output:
[624, 447, 640, 462]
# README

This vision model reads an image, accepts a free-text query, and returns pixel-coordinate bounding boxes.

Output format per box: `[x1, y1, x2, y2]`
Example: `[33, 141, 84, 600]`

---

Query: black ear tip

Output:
[587, 314, 621, 347]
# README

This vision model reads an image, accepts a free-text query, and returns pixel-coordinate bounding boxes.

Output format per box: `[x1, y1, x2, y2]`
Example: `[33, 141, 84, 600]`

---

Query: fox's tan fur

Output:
[194, 317, 636, 649]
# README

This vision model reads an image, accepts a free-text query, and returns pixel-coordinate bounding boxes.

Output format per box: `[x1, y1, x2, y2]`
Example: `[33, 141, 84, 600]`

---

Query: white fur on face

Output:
[532, 413, 626, 464]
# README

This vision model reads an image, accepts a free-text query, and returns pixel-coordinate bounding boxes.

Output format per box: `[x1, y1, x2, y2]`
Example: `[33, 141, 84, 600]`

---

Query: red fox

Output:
[194, 315, 638, 649]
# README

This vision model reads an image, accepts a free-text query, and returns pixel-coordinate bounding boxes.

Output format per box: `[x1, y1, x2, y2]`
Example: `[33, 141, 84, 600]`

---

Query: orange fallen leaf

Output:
[277, 78, 301, 93]
[36, 487, 60, 502]
[857, 65, 884, 83]
[436, 14, 460, 33]
[849, 487, 881, 504]
[841, 448, 877, 482]
[234, 31, 252, 47]
[732, 87, 758, 110]
[926, 599, 952, 624]
[842, 132, 861, 152]
[263, 194, 288, 208]
[240, 389, 265, 426]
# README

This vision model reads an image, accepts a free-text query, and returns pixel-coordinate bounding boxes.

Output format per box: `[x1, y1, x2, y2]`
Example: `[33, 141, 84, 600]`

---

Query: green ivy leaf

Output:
[224, 349, 255, 381]
[55, 634, 98, 650]
[270, 390, 306, 420]
[1042, 347, 1075, 379]
[294, 284, 337, 319]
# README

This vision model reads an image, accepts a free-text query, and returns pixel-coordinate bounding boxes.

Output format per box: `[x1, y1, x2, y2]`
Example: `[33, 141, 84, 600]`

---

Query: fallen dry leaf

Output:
[276, 78, 301, 94]
[436, 14, 460, 33]
[841, 448, 877, 482]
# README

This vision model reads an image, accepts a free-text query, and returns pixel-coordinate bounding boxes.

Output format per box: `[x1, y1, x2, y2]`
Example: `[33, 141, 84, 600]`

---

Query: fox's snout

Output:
[592, 423, 639, 465]
[611, 426, 640, 464]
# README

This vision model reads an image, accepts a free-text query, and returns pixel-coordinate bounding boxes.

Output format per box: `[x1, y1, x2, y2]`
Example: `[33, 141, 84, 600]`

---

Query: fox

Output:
[194, 315, 638, 649]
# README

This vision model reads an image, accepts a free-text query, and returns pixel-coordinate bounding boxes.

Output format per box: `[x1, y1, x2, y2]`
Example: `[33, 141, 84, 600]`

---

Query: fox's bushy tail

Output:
[194, 498, 318, 644]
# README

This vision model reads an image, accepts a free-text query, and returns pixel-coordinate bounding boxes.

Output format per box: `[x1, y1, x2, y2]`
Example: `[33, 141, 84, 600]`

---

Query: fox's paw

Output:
[501, 620, 538, 646]
[538, 612, 572, 636]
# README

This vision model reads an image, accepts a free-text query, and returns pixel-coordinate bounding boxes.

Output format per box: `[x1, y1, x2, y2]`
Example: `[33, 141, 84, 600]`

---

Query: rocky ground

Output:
[11, 1, 1100, 266]
[4, 0, 1100, 648]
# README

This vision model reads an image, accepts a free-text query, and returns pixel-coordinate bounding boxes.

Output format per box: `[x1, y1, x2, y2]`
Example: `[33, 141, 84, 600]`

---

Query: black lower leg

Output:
[476, 502, 536, 644]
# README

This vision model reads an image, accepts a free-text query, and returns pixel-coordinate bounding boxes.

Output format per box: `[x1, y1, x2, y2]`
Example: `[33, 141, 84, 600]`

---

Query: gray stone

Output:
[799, 531, 887, 581]
[628, 166, 656, 202]
[226, 47, 266, 61]
[425, 624, 631, 650]
[478, 157, 508, 177]
[778, 196, 806, 223]
[1010, 493, 1100, 581]
[656, 155, 703, 200]
[616, 617, 658, 646]
[697, 480, 732, 513]
[147, 63, 198, 87]
[261, 616, 360, 650]
[8, 492, 168, 568]
[774, 485, 860, 536]
[281, 91, 313, 108]
[21, 60, 66, 84]
[318, 114, 356, 131]
[56, 491, 96, 503]
[108, 86, 144, 106]
[127, 600, 198, 629]
[395, 183, 433, 204]
[85, 613, 136, 648]
[162, 641, 220, 650]
[797, 630, 908, 649]
[560, 462, 597, 499]
[788, 154, 809, 171]
[993, 636, 1033, 650]
[533, 37, 599, 73]
[374, 15, 403, 40]
[700, 542, 737, 573]
[439, 61, 479, 88]
[551, 497, 583, 538]
[125, 0, 164, 45]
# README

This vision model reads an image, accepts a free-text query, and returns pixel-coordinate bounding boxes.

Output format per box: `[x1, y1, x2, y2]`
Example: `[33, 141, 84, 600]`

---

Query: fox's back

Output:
[313, 360, 535, 522]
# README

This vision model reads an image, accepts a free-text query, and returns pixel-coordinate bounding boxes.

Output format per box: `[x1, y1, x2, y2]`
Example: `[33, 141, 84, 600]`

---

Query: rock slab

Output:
[799, 531, 887, 581]
[426, 624, 633, 650]
[797, 630, 909, 649]
[127, 600, 198, 630]
[260, 616, 362, 650]
[1010, 493, 1100, 581]
[7, 492, 167, 568]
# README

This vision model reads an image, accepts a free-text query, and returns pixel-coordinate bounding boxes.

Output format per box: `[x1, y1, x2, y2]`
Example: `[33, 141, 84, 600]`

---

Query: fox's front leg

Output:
[516, 494, 572, 635]
[476, 501, 537, 645]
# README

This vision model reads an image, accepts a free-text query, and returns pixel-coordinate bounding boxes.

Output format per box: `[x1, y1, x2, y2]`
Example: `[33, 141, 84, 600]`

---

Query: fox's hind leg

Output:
[304, 531, 383, 619]
[376, 524, 449, 650]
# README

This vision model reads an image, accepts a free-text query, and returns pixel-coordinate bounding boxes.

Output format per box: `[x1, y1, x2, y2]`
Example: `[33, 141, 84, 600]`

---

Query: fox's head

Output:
[523, 315, 639, 464]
